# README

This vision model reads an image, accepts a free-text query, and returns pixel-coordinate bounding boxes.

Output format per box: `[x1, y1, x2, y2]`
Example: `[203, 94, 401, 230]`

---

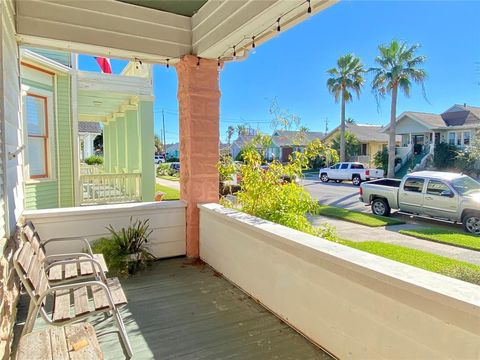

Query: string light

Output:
[276, 18, 281, 32]
[232, 45, 237, 60]
[166, 59, 170, 68]
[197, 58, 200, 68]
[251, 36, 256, 54]
[217, 57, 221, 72]
[307, 0, 312, 15]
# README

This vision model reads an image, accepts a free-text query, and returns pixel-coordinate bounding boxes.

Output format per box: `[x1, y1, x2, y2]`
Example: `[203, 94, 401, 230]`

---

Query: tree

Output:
[345, 117, 355, 124]
[331, 131, 360, 161]
[326, 54, 366, 162]
[226, 125, 235, 144]
[154, 134, 164, 153]
[370, 40, 427, 177]
[299, 126, 309, 132]
[236, 125, 249, 137]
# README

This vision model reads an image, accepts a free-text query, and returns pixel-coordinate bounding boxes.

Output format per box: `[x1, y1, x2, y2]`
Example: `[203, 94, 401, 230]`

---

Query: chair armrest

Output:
[42, 237, 93, 256]
[44, 253, 93, 263]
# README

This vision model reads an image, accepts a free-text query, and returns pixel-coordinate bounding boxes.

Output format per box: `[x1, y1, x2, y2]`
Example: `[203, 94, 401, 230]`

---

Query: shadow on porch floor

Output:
[15, 257, 333, 359]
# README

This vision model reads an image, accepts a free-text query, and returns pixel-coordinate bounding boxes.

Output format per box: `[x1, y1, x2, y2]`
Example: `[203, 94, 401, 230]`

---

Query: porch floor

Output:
[16, 258, 332, 359]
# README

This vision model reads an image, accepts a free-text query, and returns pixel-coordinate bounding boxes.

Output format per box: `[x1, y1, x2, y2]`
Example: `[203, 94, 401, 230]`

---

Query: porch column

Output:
[176, 55, 220, 258]
[116, 115, 126, 172]
[138, 100, 155, 202]
[103, 125, 110, 171]
[125, 109, 139, 172]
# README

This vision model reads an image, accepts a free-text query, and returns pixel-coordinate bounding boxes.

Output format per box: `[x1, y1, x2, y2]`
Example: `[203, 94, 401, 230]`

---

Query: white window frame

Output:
[22, 85, 56, 182]
[448, 131, 472, 147]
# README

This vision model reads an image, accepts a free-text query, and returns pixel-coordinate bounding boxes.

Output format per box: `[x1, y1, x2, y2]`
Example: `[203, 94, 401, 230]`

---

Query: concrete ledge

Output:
[23, 201, 187, 258]
[199, 203, 480, 359]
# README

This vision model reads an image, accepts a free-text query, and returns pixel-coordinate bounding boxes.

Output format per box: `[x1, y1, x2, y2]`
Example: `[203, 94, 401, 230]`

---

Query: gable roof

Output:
[78, 121, 101, 133]
[271, 130, 326, 147]
[326, 123, 397, 143]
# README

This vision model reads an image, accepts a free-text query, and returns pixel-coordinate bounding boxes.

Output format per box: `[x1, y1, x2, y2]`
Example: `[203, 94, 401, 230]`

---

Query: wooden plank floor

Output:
[17, 258, 333, 359]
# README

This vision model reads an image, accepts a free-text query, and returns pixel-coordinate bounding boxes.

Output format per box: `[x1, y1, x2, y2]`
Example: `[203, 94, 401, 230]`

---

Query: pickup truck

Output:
[359, 171, 480, 234]
[319, 162, 384, 186]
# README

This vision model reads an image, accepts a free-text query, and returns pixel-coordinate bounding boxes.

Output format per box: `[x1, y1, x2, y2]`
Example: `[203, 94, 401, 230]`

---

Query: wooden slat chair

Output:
[13, 242, 133, 358]
[22, 221, 108, 285]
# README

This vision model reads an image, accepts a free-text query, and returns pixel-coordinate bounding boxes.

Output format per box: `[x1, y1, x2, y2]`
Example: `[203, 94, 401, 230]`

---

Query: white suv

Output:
[154, 154, 166, 164]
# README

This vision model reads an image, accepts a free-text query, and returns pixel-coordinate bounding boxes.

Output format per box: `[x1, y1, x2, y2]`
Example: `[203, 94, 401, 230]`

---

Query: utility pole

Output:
[325, 117, 329, 134]
[162, 108, 166, 153]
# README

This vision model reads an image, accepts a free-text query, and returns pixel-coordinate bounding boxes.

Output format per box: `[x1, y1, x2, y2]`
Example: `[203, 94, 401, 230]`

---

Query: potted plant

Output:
[92, 217, 156, 276]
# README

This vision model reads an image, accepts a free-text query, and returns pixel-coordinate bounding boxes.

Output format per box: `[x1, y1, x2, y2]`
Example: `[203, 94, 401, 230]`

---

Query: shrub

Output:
[374, 149, 401, 173]
[156, 163, 179, 177]
[433, 142, 457, 169]
[92, 217, 155, 276]
[84, 155, 103, 165]
[167, 157, 179, 162]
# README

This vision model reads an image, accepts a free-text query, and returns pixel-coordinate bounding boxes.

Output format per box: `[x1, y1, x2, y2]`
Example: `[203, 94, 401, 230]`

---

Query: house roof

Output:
[166, 143, 179, 152]
[271, 130, 326, 147]
[326, 123, 397, 143]
[78, 121, 101, 133]
[232, 135, 259, 149]
[392, 105, 480, 130]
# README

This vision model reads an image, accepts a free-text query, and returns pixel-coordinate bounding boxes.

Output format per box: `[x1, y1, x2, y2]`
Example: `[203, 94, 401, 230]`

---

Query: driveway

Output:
[301, 174, 464, 232]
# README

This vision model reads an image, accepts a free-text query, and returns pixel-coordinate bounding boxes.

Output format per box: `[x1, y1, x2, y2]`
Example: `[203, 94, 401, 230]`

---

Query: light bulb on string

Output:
[232, 46, 237, 60]
[166, 59, 170, 68]
[197, 58, 200, 68]
[217, 58, 221, 72]
[251, 36, 256, 54]
[276, 18, 281, 32]
[307, 0, 312, 16]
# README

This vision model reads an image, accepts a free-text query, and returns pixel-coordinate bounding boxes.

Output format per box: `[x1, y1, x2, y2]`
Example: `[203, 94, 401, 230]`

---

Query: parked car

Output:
[154, 154, 166, 164]
[169, 162, 180, 172]
[359, 171, 480, 234]
[319, 162, 384, 186]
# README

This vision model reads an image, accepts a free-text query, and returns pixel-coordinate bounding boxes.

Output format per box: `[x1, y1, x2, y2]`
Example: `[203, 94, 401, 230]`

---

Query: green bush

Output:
[433, 142, 457, 169]
[84, 155, 103, 165]
[156, 163, 179, 177]
[167, 157, 179, 162]
[374, 149, 401, 173]
[92, 217, 155, 276]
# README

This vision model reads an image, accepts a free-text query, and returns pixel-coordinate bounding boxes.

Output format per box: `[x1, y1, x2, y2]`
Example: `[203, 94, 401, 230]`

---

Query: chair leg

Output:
[111, 309, 133, 358]
[22, 300, 39, 335]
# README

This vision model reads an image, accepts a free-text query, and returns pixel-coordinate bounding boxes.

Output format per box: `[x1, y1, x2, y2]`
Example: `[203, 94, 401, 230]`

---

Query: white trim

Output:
[21, 48, 71, 73]
[71, 53, 80, 206]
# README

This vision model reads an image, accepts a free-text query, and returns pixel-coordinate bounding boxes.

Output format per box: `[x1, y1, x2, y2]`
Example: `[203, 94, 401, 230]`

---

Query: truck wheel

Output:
[463, 214, 480, 235]
[352, 175, 362, 186]
[320, 173, 329, 182]
[371, 198, 391, 217]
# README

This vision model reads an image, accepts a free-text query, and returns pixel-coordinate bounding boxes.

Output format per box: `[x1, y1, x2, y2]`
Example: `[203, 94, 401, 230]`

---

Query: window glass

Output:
[331, 163, 340, 169]
[456, 132, 462, 146]
[426, 180, 450, 195]
[26, 96, 46, 136]
[452, 176, 480, 195]
[464, 132, 471, 145]
[340, 163, 349, 169]
[351, 164, 364, 169]
[448, 132, 455, 145]
[25, 94, 48, 178]
[403, 177, 425, 193]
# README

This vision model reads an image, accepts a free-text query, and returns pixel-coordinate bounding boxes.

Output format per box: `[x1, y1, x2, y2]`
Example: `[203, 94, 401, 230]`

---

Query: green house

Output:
[20, 48, 155, 210]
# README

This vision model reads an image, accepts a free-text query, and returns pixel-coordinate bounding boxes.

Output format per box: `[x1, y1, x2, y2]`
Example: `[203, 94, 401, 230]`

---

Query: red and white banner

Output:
[95, 57, 112, 74]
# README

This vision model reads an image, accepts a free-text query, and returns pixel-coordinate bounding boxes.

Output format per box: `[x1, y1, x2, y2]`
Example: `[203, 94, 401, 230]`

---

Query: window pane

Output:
[404, 178, 425, 193]
[448, 133, 455, 145]
[464, 132, 470, 145]
[340, 163, 349, 169]
[457, 132, 462, 146]
[26, 95, 46, 136]
[28, 137, 46, 177]
[426, 180, 449, 195]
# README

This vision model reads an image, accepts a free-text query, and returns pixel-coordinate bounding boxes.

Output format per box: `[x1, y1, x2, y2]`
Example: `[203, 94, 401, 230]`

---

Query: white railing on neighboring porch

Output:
[80, 173, 141, 205]
[394, 146, 413, 173]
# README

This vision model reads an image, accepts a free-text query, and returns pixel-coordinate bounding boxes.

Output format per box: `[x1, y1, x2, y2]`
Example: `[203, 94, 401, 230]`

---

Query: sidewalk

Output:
[310, 215, 480, 266]
[156, 177, 180, 190]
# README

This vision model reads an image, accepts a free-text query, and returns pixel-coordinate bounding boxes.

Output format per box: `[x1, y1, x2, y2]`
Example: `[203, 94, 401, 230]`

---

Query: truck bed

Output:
[365, 178, 401, 187]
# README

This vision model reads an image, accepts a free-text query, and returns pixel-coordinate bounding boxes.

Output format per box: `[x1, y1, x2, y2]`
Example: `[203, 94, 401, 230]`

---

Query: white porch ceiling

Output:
[15, 0, 338, 63]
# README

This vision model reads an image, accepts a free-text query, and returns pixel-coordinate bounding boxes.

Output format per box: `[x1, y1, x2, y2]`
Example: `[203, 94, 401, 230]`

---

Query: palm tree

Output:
[327, 54, 365, 162]
[370, 40, 427, 177]
[226, 125, 235, 144]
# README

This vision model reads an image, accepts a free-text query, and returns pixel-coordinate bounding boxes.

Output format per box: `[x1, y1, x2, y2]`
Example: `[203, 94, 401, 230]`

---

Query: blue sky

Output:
[79, 0, 480, 144]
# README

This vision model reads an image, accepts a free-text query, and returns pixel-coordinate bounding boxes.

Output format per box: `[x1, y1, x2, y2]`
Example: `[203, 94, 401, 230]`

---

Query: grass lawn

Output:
[340, 240, 480, 285]
[157, 175, 180, 182]
[155, 184, 180, 201]
[317, 204, 404, 227]
[399, 228, 480, 251]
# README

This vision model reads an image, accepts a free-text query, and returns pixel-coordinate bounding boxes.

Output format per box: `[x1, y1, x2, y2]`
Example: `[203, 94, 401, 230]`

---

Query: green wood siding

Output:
[56, 75, 75, 207]
[25, 181, 58, 209]
[26, 47, 71, 67]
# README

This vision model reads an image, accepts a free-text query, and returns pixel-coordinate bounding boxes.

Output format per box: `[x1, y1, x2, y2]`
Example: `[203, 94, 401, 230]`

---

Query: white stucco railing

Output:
[199, 203, 480, 359]
[23, 201, 187, 258]
[80, 173, 141, 205]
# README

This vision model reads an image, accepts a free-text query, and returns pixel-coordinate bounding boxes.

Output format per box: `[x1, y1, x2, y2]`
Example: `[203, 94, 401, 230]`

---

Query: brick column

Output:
[176, 55, 220, 257]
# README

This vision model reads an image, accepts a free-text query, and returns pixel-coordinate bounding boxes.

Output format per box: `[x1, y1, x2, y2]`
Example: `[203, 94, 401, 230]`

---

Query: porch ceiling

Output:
[117, 0, 208, 17]
[16, 0, 338, 63]
[78, 90, 131, 121]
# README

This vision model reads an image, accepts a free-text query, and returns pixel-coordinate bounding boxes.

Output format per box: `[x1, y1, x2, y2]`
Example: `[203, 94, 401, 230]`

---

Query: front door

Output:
[398, 177, 425, 214]
[434, 132, 440, 145]
[282, 147, 293, 162]
[423, 179, 458, 219]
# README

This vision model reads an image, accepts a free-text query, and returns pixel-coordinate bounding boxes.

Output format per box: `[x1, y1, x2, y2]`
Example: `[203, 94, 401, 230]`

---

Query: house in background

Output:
[388, 104, 480, 174]
[165, 143, 180, 159]
[20, 47, 155, 210]
[267, 130, 326, 162]
[230, 128, 259, 160]
[78, 121, 102, 160]
[324, 123, 400, 167]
